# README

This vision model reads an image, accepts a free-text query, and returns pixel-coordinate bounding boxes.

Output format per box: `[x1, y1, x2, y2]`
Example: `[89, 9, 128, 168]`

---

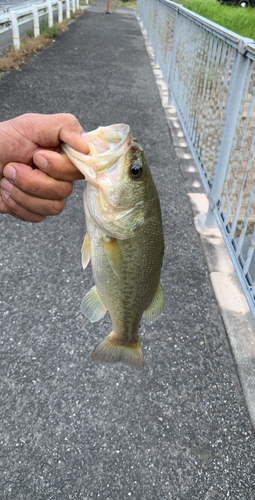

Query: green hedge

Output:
[175, 0, 255, 41]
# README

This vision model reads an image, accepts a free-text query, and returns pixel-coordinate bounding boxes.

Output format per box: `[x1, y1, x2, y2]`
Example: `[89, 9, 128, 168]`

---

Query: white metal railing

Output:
[137, 0, 255, 320]
[0, 0, 86, 49]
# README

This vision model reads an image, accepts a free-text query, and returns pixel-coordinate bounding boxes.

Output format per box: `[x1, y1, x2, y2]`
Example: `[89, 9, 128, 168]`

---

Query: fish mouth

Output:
[62, 124, 134, 182]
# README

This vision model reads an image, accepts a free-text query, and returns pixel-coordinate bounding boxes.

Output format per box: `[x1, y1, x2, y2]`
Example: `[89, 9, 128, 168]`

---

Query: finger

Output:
[0, 190, 46, 222]
[0, 181, 65, 217]
[0, 114, 90, 175]
[33, 149, 84, 181]
[0, 192, 9, 214]
[2, 162, 73, 199]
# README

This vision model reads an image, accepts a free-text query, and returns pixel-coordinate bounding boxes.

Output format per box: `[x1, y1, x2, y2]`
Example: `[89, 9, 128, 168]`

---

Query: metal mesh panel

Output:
[137, 0, 149, 33]
[171, 15, 235, 186]
[219, 63, 255, 283]
[147, 0, 158, 53]
[138, 0, 255, 312]
[156, 1, 176, 84]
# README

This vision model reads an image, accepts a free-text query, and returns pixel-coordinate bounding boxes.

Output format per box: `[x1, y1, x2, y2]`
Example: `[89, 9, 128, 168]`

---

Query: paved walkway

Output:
[1, 7, 255, 499]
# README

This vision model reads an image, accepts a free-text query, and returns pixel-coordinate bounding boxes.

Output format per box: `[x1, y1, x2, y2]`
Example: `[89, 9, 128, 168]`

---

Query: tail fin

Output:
[91, 332, 144, 369]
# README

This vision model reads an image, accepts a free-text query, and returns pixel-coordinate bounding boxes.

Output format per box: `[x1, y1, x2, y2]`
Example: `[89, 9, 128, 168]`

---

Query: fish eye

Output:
[130, 162, 143, 180]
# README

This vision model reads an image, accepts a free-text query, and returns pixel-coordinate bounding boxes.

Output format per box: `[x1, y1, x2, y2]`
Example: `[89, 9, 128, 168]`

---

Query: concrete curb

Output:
[137, 16, 255, 429]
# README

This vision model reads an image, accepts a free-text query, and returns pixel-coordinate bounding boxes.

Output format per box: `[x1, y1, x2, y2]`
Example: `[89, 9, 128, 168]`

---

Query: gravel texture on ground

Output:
[1, 9, 255, 500]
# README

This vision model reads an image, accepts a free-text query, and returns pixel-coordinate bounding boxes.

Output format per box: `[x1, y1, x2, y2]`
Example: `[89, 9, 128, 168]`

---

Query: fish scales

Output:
[89, 216, 163, 343]
[62, 124, 164, 369]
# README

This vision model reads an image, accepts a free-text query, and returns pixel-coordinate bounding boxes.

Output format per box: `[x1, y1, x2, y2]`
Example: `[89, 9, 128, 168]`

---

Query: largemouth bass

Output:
[62, 124, 164, 369]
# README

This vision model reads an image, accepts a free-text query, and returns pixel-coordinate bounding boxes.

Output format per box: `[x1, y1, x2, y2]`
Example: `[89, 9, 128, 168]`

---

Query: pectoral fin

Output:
[103, 238, 122, 278]
[81, 286, 107, 322]
[144, 282, 164, 325]
[81, 232, 91, 270]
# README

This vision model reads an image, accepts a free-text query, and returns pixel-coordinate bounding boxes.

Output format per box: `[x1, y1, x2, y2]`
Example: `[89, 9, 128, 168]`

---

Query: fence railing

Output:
[0, 0, 87, 50]
[137, 0, 255, 320]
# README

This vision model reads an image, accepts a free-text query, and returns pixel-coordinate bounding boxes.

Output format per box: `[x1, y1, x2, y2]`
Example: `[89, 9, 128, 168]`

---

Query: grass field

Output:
[174, 0, 255, 40]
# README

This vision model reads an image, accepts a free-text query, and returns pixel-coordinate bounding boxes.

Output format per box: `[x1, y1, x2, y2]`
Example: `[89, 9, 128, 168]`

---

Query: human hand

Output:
[0, 113, 89, 222]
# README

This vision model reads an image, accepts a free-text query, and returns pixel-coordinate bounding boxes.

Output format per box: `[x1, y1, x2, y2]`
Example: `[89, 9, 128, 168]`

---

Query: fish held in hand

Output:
[62, 124, 164, 369]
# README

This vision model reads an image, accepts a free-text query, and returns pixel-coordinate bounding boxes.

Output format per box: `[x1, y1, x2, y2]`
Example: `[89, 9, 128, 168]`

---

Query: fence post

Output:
[47, 1, 53, 27]
[76, 0, 80, 8]
[66, 0, 71, 18]
[205, 40, 252, 227]
[167, 6, 180, 104]
[154, 0, 160, 65]
[72, 0, 76, 13]
[32, 5, 40, 37]
[58, 1, 63, 22]
[10, 11, 20, 49]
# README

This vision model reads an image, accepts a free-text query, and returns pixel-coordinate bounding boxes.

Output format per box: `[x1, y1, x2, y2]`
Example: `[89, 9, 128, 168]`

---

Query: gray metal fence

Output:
[137, 0, 255, 320]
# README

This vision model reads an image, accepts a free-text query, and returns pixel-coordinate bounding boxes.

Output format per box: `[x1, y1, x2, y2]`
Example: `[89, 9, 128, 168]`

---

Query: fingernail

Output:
[82, 132, 92, 144]
[1, 178, 14, 194]
[35, 154, 48, 170]
[3, 164, 16, 181]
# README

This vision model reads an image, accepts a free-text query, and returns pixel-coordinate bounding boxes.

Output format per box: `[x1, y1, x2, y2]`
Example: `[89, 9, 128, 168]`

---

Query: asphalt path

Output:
[1, 9, 255, 500]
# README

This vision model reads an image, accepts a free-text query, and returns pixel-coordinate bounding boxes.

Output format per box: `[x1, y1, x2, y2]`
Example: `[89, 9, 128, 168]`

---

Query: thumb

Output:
[26, 113, 90, 154]
[58, 114, 90, 154]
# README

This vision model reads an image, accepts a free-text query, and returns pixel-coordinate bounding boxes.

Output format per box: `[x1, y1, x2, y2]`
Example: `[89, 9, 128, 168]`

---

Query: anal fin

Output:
[81, 286, 107, 322]
[92, 332, 144, 369]
[144, 282, 164, 325]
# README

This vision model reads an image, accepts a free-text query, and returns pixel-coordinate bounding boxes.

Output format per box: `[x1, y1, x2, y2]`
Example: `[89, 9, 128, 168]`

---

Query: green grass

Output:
[117, 0, 137, 8]
[26, 18, 69, 39]
[174, 0, 255, 41]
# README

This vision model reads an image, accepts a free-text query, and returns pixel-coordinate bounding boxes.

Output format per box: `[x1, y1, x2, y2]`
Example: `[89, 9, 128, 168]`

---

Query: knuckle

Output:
[2, 194, 16, 211]
[0, 200, 10, 214]
[63, 182, 73, 198]
[62, 113, 79, 128]
[8, 186, 26, 206]
[32, 215, 46, 223]
[49, 199, 65, 215]
[62, 113, 82, 135]
[54, 181, 73, 199]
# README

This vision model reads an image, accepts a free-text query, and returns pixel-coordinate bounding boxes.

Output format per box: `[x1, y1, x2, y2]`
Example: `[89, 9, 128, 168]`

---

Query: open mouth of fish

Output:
[62, 123, 135, 184]
[62, 124, 145, 226]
